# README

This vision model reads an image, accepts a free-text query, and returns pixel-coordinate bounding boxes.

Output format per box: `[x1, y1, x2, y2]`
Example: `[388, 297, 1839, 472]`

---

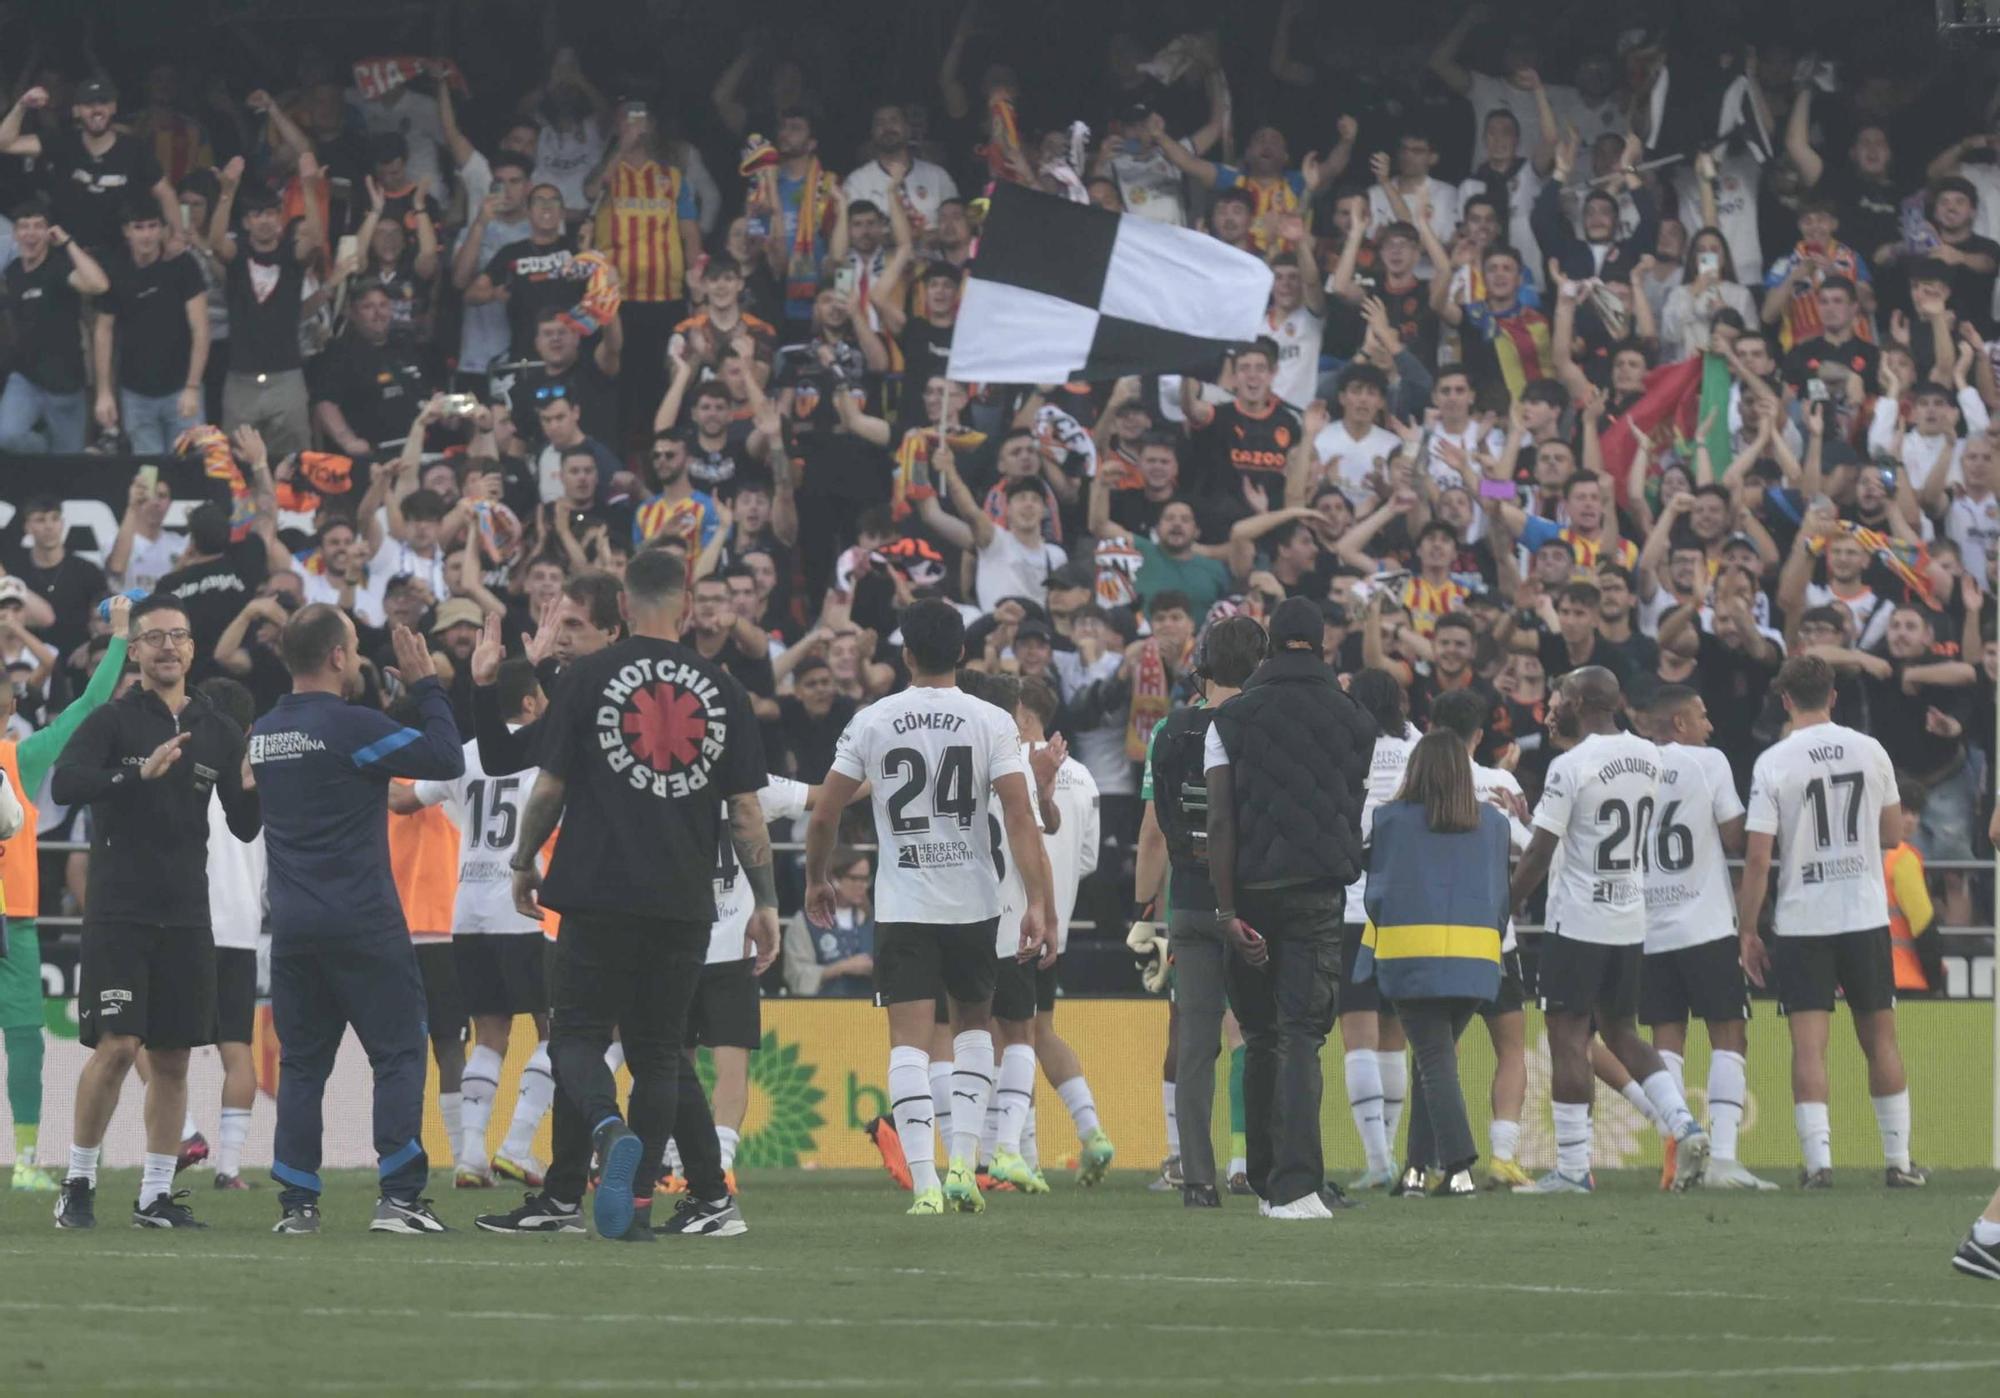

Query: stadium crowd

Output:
[0, 0, 1997, 1254]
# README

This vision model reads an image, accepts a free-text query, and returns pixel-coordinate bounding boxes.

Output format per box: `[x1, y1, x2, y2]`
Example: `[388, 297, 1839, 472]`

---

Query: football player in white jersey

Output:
[1428, 689, 1534, 1190]
[394, 659, 554, 1191]
[1509, 667, 1710, 1193]
[806, 601, 1056, 1215]
[1736, 655, 1926, 1189]
[1636, 686, 1778, 1190]
[1343, 670, 1418, 1192]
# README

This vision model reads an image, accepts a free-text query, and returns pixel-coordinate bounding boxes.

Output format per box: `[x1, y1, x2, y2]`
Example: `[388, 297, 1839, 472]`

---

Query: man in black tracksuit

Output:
[50, 595, 261, 1230]
[1205, 597, 1373, 1218]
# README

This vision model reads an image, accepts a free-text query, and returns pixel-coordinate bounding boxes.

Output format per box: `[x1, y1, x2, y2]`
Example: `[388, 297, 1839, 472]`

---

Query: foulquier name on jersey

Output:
[1596, 754, 1658, 783]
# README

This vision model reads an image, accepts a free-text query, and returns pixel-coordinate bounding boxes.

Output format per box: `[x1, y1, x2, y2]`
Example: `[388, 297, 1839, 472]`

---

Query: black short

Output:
[414, 940, 468, 1049]
[1537, 935, 1643, 1021]
[454, 934, 549, 1018]
[1482, 950, 1528, 1017]
[78, 921, 216, 1050]
[1641, 938, 1750, 1026]
[992, 958, 1057, 1022]
[1336, 922, 1383, 1016]
[686, 958, 761, 1050]
[1775, 928, 1897, 1016]
[874, 920, 999, 1008]
[214, 947, 258, 1045]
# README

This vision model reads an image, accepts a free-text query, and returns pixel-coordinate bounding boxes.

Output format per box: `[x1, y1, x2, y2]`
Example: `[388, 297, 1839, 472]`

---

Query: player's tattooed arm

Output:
[730, 791, 778, 909]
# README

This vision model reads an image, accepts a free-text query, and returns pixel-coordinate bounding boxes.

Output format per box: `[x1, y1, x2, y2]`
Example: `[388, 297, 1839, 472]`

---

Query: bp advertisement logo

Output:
[694, 1030, 827, 1166]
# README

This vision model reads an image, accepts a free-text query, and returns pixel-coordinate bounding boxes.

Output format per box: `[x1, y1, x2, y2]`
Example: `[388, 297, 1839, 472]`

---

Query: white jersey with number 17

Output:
[1643, 743, 1745, 953]
[1746, 722, 1898, 937]
[830, 686, 1024, 925]
[1532, 731, 1661, 947]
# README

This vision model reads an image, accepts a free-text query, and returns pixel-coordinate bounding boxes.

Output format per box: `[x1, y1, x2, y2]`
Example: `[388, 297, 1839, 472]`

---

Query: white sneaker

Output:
[1266, 1192, 1335, 1220]
[1702, 1158, 1780, 1191]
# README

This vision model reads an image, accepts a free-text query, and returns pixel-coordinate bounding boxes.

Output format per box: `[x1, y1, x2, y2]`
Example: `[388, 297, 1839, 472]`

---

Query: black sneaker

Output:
[1429, 1169, 1477, 1199]
[1886, 1163, 1931, 1189]
[1319, 1180, 1362, 1210]
[1952, 1232, 2000, 1281]
[1182, 1182, 1222, 1208]
[475, 1192, 586, 1235]
[54, 1177, 95, 1230]
[133, 1190, 207, 1229]
[1389, 1166, 1427, 1198]
[273, 1204, 321, 1235]
[590, 1118, 644, 1241]
[1225, 1171, 1255, 1196]
[658, 1195, 747, 1237]
[1800, 1167, 1834, 1190]
[369, 1196, 449, 1234]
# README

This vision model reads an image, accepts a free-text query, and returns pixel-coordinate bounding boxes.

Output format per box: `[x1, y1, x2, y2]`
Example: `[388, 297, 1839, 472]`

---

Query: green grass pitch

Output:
[3, 1168, 1998, 1396]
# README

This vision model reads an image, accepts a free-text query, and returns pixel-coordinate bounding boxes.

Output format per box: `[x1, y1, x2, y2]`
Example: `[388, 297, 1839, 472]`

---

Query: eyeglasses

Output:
[136, 628, 194, 647]
[534, 384, 571, 402]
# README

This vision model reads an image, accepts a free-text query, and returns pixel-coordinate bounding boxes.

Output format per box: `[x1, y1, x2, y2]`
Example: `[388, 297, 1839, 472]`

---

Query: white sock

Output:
[1707, 1051, 1747, 1161]
[1344, 1049, 1391, 1173]
[664, 1137, 682, 1173]
[716, 1125, 740, 1173]
[500, 1043, 555, 1161]
[949, 1030, 994, 1162]
[1620, 1079, 1668, 1135]
[139, 1152, 177, 1209]
[1377, 1050, 1408, 1152]
[889, 1046, 939, 1195]
[1161, 1080, 1180, 1156]
[603, 1041, 626, 1075]
[1023, 1103, 1040, 1170]
[68, 1144, 100, 1186]
[439, 1091, 464, 1163]
[929, 1060, 954, 1137]
[1974, 1218, 2000, 1246]
[979, 1060, 1003, 1164]
[1659, 1049, 1685, 1098]
[1795, 1101, 1833, 1173]
[994, 1045, 1037, 1155]
[181, 1108, 200, 1142]
[1871, 1090, 1912, 1171]
[1055, 1074, 1100, 1140]
[216, 1107, 252, 1178]
[1641, 1070, 1696, 1138]
[1489, 1118, 1521, 1164]
[459, 1045, 503, 1169]
[1227, 1153, 1246, 1177]
[1554, 1100, 1593, 1179]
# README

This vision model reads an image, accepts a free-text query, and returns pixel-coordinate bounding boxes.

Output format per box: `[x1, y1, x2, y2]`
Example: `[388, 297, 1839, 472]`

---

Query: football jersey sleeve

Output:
[757, 775, 810, 825]
[828, 711, 870, 783]
[1706, 749, 1746, 826]
[412, 777, 454, 809]
[1532, 754, 1574, 838]
[985, 705, 1025, 783]
[1745, 753, 1780, 836]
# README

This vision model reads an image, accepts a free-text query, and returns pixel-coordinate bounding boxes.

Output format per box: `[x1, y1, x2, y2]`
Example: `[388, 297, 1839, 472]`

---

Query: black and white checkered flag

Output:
[945, 183, 1273, 385]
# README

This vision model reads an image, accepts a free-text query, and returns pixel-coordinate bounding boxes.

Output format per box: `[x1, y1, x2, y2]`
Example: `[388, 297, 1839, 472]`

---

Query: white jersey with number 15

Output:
[1746, 722, 1898, 937]
[830, 687, 1024, 925]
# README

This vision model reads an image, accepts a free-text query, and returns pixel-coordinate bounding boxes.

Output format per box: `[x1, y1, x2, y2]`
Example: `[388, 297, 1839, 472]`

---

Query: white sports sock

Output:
[716, 1125, 741, 1173]
[139, 1152, 177, 1209]
[1707, 1051, 1747, 1161]
[1659, 1049, 1686, 1098]
[664, 1137, 682, 1173]
[1377, 1051, 1408, 1152]
[1344, 1049, 1391, 1174]
[1226, 1154, 1246, 1177]
[1620, 1079, 1668, 1135]
[1161, 1081, 1180, 1156]
[929, 1060, 954, 1139]
[500, 1043, 555, 1161]
[216, 1107, 252, 1178]
[603, 1041, 626, 1075]
[68, 1144, 100, 1186]
[1023, 1105, 1040, 1170]
[1553, 1101, 1593, 1179]
[1055, 1074, 1100, 1141]
[994, 1044, 1037, 1155]
[889, 1046, 939, 1195]
[1489, 1118, 1521, 1164]
[1641, 1070, 1696, 1138]
[1795, 1101, 1833, 1173]
[439, 1091, 464, 1162]
[1871, 1090, 1912, 1171]
[1973, 1218, 2000, 1247]
[181, 1108, 200, 1142]
[459, 1045, 503, 1168]
[979, 1058, 1002, 1163]
[949, 1031, 995, 1162]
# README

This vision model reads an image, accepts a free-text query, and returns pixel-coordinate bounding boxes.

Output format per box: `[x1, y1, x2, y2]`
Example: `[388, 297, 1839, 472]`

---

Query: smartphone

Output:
[1697, 251, 1720, 275]
[833, 264, 858, 298]
[441, 392, 480, 417]
[137, 464, 159, 491]
[1806, 378, 1829, 403]
[1479, 476, 1517, 500]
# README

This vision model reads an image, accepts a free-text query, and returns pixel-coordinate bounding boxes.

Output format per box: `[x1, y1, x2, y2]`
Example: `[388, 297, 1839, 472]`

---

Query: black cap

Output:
[75, 77, 117, 105]
[1269, 596, 1324, 649]
[1015, 619, 1054, 645]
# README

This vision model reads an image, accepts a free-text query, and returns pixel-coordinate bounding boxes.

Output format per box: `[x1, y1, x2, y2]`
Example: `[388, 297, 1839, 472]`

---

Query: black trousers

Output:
[1224, 883, 1342, 1207]
[1397, 997, 1480, 1174]
[544, 911, 708, 1205]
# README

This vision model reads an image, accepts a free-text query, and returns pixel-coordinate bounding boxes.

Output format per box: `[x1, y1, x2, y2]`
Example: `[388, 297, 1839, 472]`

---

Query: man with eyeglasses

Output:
[511, 307, 621, 450]
[465, 183, 578, 361]
[50, 595, 262, 1231]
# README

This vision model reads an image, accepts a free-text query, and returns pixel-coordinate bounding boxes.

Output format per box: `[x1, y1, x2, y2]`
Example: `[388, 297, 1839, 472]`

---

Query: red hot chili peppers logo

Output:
[597, 657, 730, 797]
